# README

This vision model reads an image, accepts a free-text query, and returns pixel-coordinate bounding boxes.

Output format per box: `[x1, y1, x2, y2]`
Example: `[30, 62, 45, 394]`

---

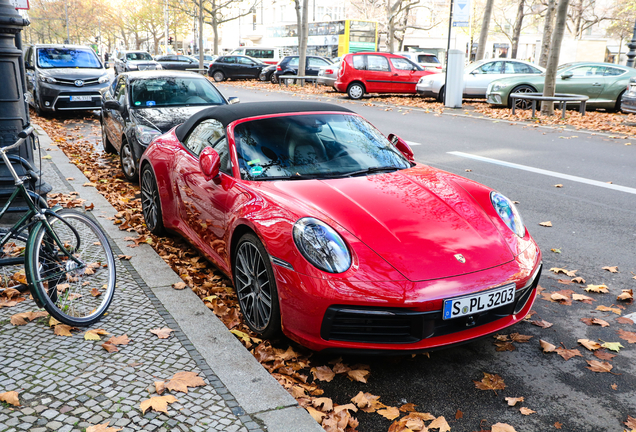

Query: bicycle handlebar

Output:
[1, 126, 34, 154]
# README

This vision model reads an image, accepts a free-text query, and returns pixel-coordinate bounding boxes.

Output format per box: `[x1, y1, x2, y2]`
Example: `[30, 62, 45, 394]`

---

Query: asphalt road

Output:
[216, 83, 636, 432]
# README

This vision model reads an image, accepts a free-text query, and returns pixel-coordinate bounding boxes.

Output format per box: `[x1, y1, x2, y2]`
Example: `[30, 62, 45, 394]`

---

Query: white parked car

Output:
[416, 59, 545, 102]
[394, 52, 443, 72]
[317, 58, 340, 87]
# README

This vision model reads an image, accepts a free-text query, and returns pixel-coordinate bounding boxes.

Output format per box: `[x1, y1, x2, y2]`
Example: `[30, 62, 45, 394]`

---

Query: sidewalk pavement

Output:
[0, 125, 324, 432]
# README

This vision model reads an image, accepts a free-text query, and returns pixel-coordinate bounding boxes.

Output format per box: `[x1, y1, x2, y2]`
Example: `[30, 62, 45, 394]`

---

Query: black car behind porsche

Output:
[100, 70, 237, 181]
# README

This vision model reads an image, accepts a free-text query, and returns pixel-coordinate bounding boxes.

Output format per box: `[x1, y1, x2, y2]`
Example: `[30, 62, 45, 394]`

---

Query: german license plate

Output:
[442, 283, 515, 320]
[70, 95, 92, 102]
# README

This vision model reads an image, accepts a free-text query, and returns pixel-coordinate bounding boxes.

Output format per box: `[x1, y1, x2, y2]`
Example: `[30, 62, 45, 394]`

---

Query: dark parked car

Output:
[155, 55, 209, 71]
[272, 55, 332, 82]
[24, 44, 110, 114]
[101, 71, 237, 181]
[258, 64, 277, 83]
[208, 55, 266, 82]
[620, 77, 636, 113]
[114, 51, 162, 75]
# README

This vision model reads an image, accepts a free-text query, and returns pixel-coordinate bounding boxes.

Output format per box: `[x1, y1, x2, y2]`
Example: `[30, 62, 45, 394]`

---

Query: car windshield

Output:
[37, 48, 102, 69]
[233, 114, 411, 181]
[129, 77, 225, 108]
[418, 55, 440, 64]
[126, 52, 153, 61]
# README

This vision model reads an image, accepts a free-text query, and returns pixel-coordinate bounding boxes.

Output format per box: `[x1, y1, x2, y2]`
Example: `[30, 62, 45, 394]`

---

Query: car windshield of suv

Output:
[234, 114, 410, 181]
[126, 52, 153, 61]
[37, 48, 101, 69]
[130, 77, 225, 108]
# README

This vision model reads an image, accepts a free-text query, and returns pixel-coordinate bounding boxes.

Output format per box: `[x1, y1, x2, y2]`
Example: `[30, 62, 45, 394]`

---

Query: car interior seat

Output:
[286, 125, 327, 166]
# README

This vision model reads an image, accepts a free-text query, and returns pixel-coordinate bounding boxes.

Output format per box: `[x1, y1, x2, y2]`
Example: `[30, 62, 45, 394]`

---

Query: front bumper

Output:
[486, 92, 505, 105]
[274, 247, 542, 353]
[37, 81, 110, 111]
[416, 87, 438, 98]
[620, 92, 636, 113]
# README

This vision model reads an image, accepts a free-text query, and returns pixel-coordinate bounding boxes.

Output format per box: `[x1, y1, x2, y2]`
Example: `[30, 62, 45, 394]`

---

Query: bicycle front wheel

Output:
[26, 209, 116, 326]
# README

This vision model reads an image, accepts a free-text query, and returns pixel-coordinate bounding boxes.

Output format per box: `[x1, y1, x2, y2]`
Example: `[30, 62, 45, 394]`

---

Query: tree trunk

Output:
[295, 0, 301, 55]
[538, 0, 556, 67]
[475, 0, 495, 60]
[298, 0, 309, 83]
[198, 0, 204, 70]
[212, 14, 219, 55]
[510, 0, 525, 58]
[617, 36, 623, 64]
[386, 0, 395, 53]
[541, 0, 570, 116]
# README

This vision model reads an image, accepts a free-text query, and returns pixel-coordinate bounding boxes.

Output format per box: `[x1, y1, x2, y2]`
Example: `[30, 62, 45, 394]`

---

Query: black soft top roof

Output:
[175, 101, 353, 142]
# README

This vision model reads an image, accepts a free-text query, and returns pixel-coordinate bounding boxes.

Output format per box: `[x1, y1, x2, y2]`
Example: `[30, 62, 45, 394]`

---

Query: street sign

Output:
[452, 0, 470, 27]
[9, 0, 29, 9]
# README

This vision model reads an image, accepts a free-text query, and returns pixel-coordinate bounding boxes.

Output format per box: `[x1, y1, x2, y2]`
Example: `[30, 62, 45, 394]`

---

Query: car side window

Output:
[477, 61, 504, 74]
[184, 119, 226, 157]
[308, 57, 329, 67]
[569, 65, 606, 77]
[352, 55, 365, 70]
[367, 55, 390, 72]
[390, 57, 414, 71]
[605, 67, 626, 76]
[113, 77, 126, 105]
[224, 57, 236, 64]
[238, 57, 254, 65]
[289, 57, 299, 67]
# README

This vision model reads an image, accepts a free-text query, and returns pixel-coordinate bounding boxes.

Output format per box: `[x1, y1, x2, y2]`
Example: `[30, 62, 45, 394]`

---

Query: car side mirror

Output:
[25, 63, 34, 70]
[199, 146, 221, 181]
[228, 97, 240, 105]
[388, 133, 414, 163]
[561, 72, 573, 79]
[104, 100, 124, 112]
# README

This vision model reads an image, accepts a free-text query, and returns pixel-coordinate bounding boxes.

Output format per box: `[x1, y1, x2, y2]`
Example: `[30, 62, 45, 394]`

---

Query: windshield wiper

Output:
[330, 166, 402, 178]
[253, 174, 323, 181]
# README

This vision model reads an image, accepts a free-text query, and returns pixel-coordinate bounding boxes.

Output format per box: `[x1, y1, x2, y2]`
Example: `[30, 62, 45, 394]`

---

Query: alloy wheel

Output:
[120, 142, 136, 181]
[235, 241, 272, 332]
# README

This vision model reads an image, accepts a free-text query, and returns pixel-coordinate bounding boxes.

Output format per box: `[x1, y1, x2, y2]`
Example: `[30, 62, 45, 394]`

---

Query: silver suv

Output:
[24, 44, 110, 114]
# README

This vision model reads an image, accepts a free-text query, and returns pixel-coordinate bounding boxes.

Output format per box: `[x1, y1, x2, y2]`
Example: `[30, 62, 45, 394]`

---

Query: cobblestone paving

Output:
[0, 136, 254, 432]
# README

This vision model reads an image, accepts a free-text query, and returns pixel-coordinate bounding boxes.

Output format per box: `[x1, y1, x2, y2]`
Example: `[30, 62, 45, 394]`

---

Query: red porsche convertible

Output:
[140, 101, 542, 353]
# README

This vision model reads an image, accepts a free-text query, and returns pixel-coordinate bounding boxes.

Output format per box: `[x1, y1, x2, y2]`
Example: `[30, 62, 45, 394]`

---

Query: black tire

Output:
[270, 73, 278, 84]
[509, 85, 536, 110]
[347, 82, 365, 100]
[437, 86, 445, 103]
[34, 92, 47, 118]
[233, 233, 281, 339]
[212, 71, 225, 82]
[612, 90, 626, 113]
[140, 164, 165, 236]
[120, 140, 138, 182]
[26, 209, 116, 326]
[100, 117, 116, 154]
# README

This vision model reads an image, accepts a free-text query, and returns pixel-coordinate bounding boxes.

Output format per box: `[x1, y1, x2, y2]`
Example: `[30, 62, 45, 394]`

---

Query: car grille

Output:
[138, 64, 157, 71]
[321, 266, 542, 345]
[53, 92, 101, 110]
[56, 77, 101, 86]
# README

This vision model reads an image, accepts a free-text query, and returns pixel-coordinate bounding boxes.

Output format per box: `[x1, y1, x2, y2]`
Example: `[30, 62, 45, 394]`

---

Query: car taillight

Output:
[277, 65, 282, 71]
[338, 62, 345, 76]
[325, 69, 333, 74]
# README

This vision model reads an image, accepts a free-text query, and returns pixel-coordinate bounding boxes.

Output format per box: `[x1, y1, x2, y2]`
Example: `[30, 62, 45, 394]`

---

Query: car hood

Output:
[39, 68, 106, 80]
[262, 165, 515, 281]
[131, 105, 222, 133]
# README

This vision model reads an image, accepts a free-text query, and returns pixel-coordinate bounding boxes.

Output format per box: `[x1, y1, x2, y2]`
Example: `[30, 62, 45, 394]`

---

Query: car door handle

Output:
[592, 82, 602, 86]
[393, 73, 398, 76]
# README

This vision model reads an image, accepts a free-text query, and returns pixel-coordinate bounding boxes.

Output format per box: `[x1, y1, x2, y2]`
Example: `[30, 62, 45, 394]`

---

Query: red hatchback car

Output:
[334, 52, 437, 99]
[140, 102, 542, 353]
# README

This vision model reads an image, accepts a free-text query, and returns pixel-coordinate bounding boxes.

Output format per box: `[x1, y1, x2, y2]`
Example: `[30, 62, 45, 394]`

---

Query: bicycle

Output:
[0, 126, 116, 326]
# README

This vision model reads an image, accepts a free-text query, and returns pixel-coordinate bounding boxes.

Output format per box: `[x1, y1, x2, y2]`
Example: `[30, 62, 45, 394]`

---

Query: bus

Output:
[265, 20, 378, 59]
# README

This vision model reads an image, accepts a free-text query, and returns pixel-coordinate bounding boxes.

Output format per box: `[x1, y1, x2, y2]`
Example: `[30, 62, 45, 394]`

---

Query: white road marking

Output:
[406, 140, 422, 146]
[448, 151, 636, 195]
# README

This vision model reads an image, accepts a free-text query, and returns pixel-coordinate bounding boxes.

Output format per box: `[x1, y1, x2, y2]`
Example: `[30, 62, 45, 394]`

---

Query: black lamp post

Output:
[626, 20, 636, 67]
[0, 0, 50, 203]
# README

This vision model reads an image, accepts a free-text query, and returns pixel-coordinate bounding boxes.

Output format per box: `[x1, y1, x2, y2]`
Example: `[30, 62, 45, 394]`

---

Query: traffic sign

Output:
[10, 0, 29, 9]
[452, 0, 470, 27]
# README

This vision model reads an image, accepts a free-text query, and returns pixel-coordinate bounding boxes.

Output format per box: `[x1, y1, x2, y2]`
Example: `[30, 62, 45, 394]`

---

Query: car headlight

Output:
[98, 74, 110, 84]
[490, 192, 525, 238]
[128, 64, 138, 70]
[491, 83, 508, 92]
[39, 75, 57, 84]
[292, 217, 351, 273]
[135, 125, 161, 145]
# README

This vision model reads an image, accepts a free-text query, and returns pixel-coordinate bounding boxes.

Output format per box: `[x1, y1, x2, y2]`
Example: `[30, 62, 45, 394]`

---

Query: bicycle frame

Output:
[0, 128, 83, 277]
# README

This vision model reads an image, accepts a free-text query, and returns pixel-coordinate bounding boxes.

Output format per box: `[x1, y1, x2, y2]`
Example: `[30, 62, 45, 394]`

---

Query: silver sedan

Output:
[317, 59, 340, 87]
[416, 59, 545, 102]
